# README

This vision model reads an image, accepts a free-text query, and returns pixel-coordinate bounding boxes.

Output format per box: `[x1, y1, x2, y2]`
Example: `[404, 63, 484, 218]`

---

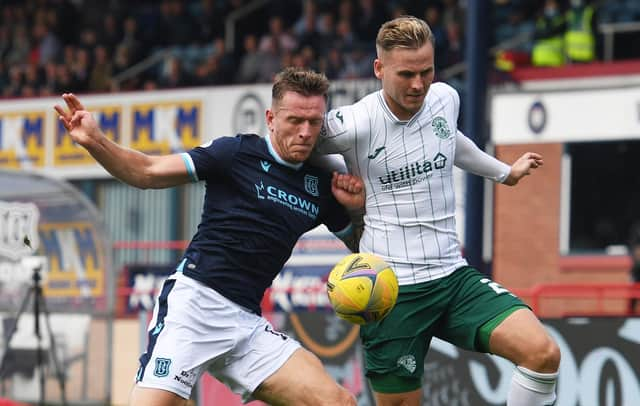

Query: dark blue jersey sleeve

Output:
[323, 197, 351, 236]
[186, 136, 241, 181]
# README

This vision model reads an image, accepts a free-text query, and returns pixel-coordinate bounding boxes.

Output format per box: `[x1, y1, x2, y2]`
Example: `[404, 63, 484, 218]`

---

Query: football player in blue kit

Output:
[55, 68, 362, 406]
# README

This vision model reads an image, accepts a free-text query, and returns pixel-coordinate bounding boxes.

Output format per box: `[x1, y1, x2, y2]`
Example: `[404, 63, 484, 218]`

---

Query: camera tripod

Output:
[0, 262, 67, 405]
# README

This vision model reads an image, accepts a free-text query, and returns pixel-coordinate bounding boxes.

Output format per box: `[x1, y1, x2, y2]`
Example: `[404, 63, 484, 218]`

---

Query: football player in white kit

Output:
[316, 16, 561, 406]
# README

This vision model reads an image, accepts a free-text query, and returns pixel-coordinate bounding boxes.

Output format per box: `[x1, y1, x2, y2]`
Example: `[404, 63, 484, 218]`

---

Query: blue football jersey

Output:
[179, 134, 351, 314]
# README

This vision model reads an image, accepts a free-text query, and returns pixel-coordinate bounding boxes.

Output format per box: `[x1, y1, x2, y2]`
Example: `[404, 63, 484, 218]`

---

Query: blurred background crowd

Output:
[0, 0, 639, 98]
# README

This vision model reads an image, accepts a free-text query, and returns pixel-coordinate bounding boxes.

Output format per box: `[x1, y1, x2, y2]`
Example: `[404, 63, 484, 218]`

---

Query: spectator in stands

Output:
[168, 0, 196, 46]
[88, 45, 113, 92]
[5, 25, 30, 66]
[354, 0, 387, 41]
[236, 34, 261, 83]
[70, 48, 90, 91]
[321, 47, 345, 79]
[158, 56, 191, 89]
[192, 0, 224, 44]
[54, 65, 75, 94]
[32, 21, 60, 65]
[424, 3, 449, 70]
[296, 8, 326, 56]
[119, 16, 142, 64]
[259, 16, 297, 54]
[3, 65, 22, 97]
[99, 13, 121, 56]
[448, 19, 465, 61]
[193, 53, 223, 86]
[256, 36, 283, 83]
[565, 0, 597, 63]
[23, 64, 42, 93]
[532, 0, 566, 67]
[42, 61, 57, 93]
[629, 223, 640, 314]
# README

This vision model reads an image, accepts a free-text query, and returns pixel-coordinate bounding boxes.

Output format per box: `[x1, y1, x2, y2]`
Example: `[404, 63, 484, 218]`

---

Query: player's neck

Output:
[381, 91, 419, 121]
[266, 133, 304, 169]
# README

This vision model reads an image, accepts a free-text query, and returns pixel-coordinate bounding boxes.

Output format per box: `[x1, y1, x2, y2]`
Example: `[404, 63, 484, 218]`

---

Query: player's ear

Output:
[265, 108, 275, 133]
[374, 58, 383, 80]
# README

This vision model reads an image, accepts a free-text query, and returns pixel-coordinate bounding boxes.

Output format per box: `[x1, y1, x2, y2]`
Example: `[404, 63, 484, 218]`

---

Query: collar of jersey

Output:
[265, 133, 303, 170]
[377, 90, 426, 127]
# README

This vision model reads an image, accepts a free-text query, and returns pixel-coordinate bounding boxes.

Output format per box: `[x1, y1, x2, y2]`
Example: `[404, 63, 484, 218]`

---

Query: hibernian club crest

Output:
[432, 116, 451, 139]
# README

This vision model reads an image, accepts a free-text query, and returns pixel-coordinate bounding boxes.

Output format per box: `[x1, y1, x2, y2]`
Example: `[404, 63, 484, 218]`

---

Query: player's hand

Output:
[54, 93, 101, 148]
[503, 152, 543, 186]
[331, 172, 365, 209]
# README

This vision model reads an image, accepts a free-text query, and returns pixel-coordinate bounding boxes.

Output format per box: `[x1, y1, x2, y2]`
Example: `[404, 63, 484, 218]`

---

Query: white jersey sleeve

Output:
[454, 131, 511, 183]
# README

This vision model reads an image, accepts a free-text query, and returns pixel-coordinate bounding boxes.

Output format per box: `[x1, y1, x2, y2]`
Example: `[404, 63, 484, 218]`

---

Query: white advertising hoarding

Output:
[491, 86, 640, 144]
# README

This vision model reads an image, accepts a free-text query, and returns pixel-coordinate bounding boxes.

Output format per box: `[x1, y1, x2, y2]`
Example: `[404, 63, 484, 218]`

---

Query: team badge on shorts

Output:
[432, 117, 451, 139]
[397, 355, 417, 373]
[304, 175, 319, 197]
[154, 358, 172, 377]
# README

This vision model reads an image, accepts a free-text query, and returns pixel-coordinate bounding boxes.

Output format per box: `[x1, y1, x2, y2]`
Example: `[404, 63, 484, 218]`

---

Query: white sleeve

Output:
[307, 153, 348, 174]
[454, 131, 511, 183]
[315, 105, 355, 155]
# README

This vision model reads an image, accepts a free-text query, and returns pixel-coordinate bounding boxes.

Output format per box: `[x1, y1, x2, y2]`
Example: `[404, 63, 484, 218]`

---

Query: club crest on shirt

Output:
[432, 116, 451, 139]
[304, 175, 319, 197]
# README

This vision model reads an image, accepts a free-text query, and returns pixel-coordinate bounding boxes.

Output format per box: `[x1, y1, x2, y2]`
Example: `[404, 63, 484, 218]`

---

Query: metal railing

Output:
[599, 21, 640, 61]
[110, 48, 172, 91]
[224, 0, 271, 52]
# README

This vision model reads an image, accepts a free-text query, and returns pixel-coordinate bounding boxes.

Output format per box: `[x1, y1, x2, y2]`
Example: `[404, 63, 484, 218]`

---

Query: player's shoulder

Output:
[428, 82, 460, 103]
[196, 133, 262, 156]
[230, 133, 265, 151]
[325, 91, 379, 134]
[426, 81, 461, 116]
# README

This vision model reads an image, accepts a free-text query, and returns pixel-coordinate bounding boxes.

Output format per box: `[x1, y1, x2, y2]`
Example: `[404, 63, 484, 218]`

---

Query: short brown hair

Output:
[376, 16, 434, 55]
[272, 68, 330, 105]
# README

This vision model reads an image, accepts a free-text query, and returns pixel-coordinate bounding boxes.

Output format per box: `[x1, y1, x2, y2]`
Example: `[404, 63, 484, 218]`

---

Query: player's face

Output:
[266, 91, 326, 163]
[374, 42, 435, 121]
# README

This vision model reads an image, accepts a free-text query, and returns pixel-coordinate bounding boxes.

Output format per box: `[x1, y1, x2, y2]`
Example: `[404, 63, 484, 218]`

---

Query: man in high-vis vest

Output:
[532, 0, 566, 67]
[565, 0, 596, 63]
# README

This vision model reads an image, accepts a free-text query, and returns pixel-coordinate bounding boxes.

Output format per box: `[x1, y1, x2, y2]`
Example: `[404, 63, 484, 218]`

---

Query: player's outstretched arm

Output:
[54, 93, 191, 189]
[503, 152, 544, 186]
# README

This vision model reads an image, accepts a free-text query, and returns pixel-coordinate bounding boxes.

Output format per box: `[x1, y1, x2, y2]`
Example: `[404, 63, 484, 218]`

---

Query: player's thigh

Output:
[437, 267, 528, 351]
[359, 279, 447, 381]
[489, 307, 560, 372]
[373, 387, 422, 406]
[129, 385, 188, 406]
[253, 347, 355, 406]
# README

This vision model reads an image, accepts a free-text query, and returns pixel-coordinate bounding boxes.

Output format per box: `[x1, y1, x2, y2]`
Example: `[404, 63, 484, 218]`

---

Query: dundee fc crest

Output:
[304, 175, 319, 197]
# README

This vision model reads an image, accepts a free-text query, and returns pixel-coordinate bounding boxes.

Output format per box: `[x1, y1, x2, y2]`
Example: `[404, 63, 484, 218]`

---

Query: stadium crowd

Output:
[0, 0, 639, 98]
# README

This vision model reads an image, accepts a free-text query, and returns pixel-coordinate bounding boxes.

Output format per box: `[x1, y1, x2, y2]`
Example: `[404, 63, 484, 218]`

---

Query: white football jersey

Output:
[317, 82, 469, 285]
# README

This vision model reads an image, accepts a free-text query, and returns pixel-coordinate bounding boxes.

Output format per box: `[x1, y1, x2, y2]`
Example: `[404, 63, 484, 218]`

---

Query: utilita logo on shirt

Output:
[378, 153, 447, 191]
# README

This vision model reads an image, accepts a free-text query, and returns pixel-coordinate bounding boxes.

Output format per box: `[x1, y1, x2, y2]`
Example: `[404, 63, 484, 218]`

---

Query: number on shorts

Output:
[480, 278, 509, 295]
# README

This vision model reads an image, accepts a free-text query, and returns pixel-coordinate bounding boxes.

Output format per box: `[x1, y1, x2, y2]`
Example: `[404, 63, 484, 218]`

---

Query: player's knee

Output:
[524, 335, 561, 372]
[308, 384, 355, 406]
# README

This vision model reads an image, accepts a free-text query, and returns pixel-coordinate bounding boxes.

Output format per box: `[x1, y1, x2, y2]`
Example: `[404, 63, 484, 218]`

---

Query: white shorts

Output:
[135, 272, 301, 402]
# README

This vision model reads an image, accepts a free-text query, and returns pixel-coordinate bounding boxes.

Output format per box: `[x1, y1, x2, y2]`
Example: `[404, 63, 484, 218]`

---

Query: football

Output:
[326, 253, 399, 325]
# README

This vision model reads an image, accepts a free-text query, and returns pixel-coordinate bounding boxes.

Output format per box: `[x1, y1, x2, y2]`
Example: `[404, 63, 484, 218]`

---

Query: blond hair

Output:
[375, 16, 434, 55]
[272, 67, 330, 105]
